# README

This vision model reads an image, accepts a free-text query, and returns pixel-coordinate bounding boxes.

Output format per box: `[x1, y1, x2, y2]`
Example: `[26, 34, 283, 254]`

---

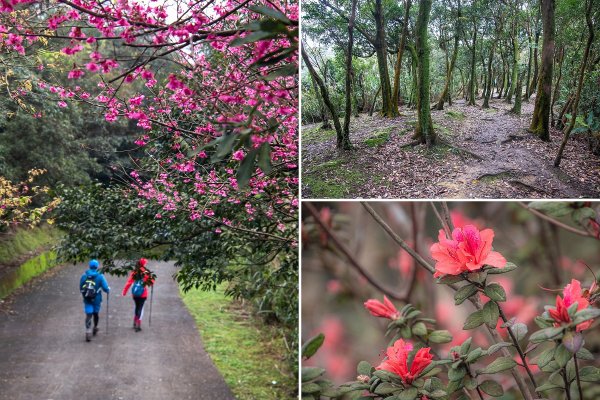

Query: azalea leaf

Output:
[482, 301, 500, 328]
[483, 283, 506, 302]
[572, 207, 596, 225]
[535, 347, 556, 368]
[461, 337, 473, 354]
[529, 327, 564, 343]
[554, 344, 572, 368]
[357, 360, 373, 376]
[486, 262, 518, 274]
[454, 284, 478, 305]
[466, 347, 484, 363]
[437, 274, 464, 284]
[479, 357, 517, 374]
[511, 322, 528, 341]
[479, 380, 504, 397]
[487, 342, 513, 355]
[578, 366, 600, 382]
[448, 366, 466, 382]
[428, 330, 453, 344]
[302, 333, 325, 359]
[412, 322, 428, 336]
[528, 201, 573, 217]
[398, 387, 418, 400]
[302, 367, 325, 382]
[535, 382, 563, 391]
[573, 308, 600, 324]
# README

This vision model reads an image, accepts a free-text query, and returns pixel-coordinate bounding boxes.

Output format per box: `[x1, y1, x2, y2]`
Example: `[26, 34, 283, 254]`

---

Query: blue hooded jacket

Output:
[80, 267, 110, 306]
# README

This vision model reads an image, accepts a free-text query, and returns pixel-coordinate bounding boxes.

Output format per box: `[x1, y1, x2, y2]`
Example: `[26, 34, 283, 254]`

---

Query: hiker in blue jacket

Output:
[79, 259, 110, 342]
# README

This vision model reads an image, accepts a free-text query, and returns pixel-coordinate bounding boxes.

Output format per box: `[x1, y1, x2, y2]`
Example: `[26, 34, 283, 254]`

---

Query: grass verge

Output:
[180, 284, 296, 400]
[0, 225, 62, 265]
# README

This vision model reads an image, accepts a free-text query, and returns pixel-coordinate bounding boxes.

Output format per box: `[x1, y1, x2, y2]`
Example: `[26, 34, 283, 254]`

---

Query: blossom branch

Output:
[305, 203, 408, 301]
[574, 353, 583, 400]
[518, 202, 594, 238]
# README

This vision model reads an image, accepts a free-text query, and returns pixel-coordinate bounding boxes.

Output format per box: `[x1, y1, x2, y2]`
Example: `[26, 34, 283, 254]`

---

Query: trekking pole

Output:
[106, 291, 109, 334]
[149, 285, 153, 327]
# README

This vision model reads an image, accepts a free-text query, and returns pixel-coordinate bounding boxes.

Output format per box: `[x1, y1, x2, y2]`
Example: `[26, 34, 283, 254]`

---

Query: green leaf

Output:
[373, 382, 398, 395]
[302, 382, 321, 394]
[572, 207, 596, 225]
[535, 347, 555, 368]
[302, 333, 325, 359]
[230, 31, 277, 47]
[466, 347, 484, 363]
[482, 301, 500, 328]
[554, 344, 572, 368]
[448, 366, 466, 382]
[463, 310, 485, 330]
[425, 389, 447, 399]
[511, 322, 528, 341]
[483, 283, 506, 302]
[486, 261, 518, 274]
[528, 201, 573, 217]
[302, 367, 325, 382]
[535, 382, 563, 391]
[248, 5, 292, 24]
[236, 148, 258, 188]
[487, 342, 512, 355]
[398, 387, 418, 400]
[573, 307, 600, 324]
[529, 327, 564, 343]
[479, 357, 517, 374]
[357, 361, 373, 376]
[263, 64, 297, 81]
[412, 322, 428, 336]
[467, 271, 487, 283]
[454, 284, 478, 305]
[428, 330, 453, 344]
[579, 366, 600, 382]
[460, 337, 473, 354]
[257, 142, 272, 174]
[479, 380, 504, 397]
[575, 347, 594, 360]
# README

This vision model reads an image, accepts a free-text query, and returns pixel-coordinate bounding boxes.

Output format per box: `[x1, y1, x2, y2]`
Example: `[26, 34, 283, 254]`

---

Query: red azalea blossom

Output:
[548, 279, 594, 332]
[430, 225, 506, 277]
[377, 339, 433, 384]
[364, 296, 400, 320]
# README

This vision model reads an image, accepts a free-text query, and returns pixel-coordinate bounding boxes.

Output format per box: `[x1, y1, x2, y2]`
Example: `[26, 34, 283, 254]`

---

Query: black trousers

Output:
[85, 313, 99, 328]
[133, 296, 146, 320]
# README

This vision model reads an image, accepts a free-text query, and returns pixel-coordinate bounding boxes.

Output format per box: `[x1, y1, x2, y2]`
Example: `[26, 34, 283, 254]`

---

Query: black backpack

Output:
[81, 274, 97, 301]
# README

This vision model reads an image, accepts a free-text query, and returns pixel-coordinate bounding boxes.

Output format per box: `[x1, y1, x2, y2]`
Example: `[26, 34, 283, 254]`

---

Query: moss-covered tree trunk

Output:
[554, 0, 594, 166]
[529, 0, 555, 141]
[342, 0, 358, 149]
[435, 0, 461, 110]
[414, 0, 435, 147]
[301, 47, 344, 148]
[506, 27, 518, 104]
[374, 0, 396, 117]
[392, 0, 411, 112]
[309, 72, 330, 129]
[510, 70, 523, 114]
[525, 22, 533, 100]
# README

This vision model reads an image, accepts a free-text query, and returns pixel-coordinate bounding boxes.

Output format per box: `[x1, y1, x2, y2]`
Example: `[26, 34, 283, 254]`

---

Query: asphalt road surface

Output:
[0, 261, 234, 400]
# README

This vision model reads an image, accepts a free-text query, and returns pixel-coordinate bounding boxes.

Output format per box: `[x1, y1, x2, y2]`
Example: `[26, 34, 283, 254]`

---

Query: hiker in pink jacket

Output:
[122, 258, 154, 332]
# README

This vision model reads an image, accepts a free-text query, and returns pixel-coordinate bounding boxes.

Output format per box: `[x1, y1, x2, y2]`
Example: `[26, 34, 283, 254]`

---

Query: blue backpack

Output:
[131, 279, 144, 297]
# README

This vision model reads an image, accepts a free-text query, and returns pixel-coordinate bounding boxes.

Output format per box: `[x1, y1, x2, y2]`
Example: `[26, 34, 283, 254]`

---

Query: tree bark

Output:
[510, 70, 523, 114]
[392, 0, 412, 111]
[529, 0, 555, 141]
[468, 10, 478, 106]
[369, 85, 381, 116]
[506, 20, 519, 104]
[528, 28, 541, 99]
[554, 0, 594, 166]
[525, 20, 533, 99]
[301, 46, 344, 147]
[374, 0, 396, 117]
[550, 46, 564, 127]
[483, 42, 495, 108]
[414, 0, 436, 147]
[342, 0, 358, 149]
[436, 0, 461, 110]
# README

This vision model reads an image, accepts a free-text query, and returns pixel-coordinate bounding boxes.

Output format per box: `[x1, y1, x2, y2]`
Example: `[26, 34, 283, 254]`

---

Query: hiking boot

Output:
[93, 327, 99, 336]
[86, 332, 91, 342]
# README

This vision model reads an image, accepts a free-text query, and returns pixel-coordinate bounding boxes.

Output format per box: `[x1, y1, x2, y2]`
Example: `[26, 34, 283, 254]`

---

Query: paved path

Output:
[0, 261, 234, 400]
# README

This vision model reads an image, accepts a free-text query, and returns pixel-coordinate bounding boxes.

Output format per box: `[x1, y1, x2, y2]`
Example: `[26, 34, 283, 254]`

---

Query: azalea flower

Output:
[548, 279, 593, 332]
[364, 295, 400, 320]
[430, 225, 506, 277]
[377, 339, 433, 384]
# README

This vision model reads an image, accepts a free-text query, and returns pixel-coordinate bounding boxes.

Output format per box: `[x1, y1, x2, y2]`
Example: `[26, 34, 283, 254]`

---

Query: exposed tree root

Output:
[508, 179, 550, 195]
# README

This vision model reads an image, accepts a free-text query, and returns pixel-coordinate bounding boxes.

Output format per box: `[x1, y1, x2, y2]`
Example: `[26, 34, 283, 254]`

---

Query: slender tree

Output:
[529, 0, 555, 141]
[554, 0, 594, 166]
[392, 0, 412, 111]
[414, 0, 436, 147]
[374, 0, 396, 116]
[436, 0, 461, 110]
[301, 46, 345, 148]
[342, 0, 359, 149]
[467, 0, 478, 106]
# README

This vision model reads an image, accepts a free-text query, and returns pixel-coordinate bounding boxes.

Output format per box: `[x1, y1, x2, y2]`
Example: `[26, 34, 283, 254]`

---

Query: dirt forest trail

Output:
[301, 96, 600, 199]
[0, 261, 234, 400]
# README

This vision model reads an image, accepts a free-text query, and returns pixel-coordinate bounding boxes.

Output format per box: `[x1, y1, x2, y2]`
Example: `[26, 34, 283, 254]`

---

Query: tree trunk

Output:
[414, 0, 435, 146]
[392, 0, 412, 111]
[342, 0, 358, 150]
[550, 46, 564, 127]
[301, 47, 344, 147]
[506, 24, 518, 104]
[374, 0, 395, 117]
[369, 85, 381, 116]
[483, 42, 495, 108]
[436, 0, 461, 110]
[468, 14, 477, 106]
[556, 94, 573, 130]
[309, 73, 330, 129]
[528, 27, 541, 99]
[529, 0, 555, 141]
[554, 0, 594, 166]
[510, 70, 523, 114]
[497, 51, 505, 99]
